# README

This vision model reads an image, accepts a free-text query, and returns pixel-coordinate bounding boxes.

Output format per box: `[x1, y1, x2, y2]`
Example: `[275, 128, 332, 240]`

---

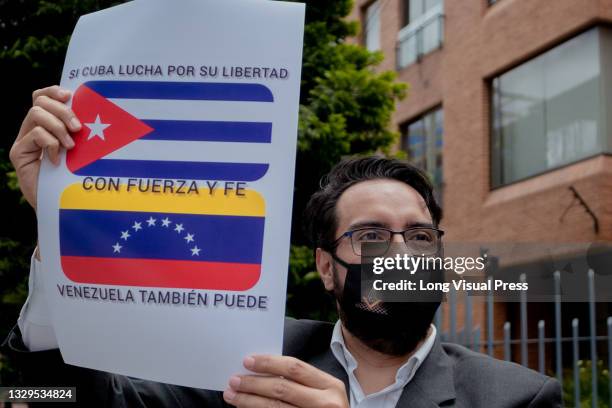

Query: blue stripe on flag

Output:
[141, 120, 272, 143]
[60, 209, 264, 263]
[73, 159, 269, 181]
[85, 81, 274, 102]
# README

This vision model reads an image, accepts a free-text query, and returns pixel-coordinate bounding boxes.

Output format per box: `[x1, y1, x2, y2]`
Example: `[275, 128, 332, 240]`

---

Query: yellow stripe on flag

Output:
[60, 183, 265, 217]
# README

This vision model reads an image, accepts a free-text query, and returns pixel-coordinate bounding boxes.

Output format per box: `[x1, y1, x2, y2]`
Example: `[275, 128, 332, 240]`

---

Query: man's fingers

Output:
[20, 106, 74, 149]
[228, 375, 320, 407]
[32, 85, 71, 104]
[33, 94, 81, 133]
[223, 388, 297, 408]
[29, 126, 61, 166]
[228, 357, 349, 408]
[11, 126, 60, 167]
[244, 355, 338, 389]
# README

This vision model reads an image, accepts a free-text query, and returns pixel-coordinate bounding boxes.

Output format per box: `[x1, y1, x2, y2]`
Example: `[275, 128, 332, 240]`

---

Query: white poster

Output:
[37, 0, 305, 390]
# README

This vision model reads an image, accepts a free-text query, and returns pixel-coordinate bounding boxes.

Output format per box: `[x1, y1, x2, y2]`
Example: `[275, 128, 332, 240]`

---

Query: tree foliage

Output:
[0, 0, 125, 385]
[287, 0, 406, 320]
[562, 360, 610, 408]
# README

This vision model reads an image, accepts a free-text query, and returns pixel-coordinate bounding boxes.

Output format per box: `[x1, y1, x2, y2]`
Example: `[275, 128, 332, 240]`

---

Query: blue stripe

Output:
[60, 210, 264, 263]
[73, 160, 269, 181]
[141, 120, 272, 143]
[85, 81, 274, 102]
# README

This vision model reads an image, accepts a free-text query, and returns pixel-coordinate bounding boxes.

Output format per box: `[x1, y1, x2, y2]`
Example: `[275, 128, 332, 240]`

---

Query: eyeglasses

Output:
[331, 226, 444, 256]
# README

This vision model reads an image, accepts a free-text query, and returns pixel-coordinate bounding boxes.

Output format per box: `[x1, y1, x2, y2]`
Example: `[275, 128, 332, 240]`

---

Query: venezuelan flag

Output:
[59, 183, 265, 290]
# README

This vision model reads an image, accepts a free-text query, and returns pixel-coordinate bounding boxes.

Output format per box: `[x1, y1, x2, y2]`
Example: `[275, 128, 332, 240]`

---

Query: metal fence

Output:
[435, 269, 610, 408]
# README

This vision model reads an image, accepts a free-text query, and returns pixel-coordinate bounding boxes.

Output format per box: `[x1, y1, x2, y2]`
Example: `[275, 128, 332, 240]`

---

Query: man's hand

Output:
[223, 355, 349, 408]
[9, 85, 81, 210]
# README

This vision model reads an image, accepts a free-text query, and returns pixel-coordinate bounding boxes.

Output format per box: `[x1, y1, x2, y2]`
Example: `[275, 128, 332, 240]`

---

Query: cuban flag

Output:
[67, 80, 273, 181]
[58, 183, 265, 290]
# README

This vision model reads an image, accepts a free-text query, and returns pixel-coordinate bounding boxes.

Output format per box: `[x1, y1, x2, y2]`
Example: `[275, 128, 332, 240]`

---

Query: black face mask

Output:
[331, 253, 441, 356]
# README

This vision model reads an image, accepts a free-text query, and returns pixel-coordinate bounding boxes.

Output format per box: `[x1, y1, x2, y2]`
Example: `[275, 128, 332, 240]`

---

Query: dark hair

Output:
[303, 156, 442, 250]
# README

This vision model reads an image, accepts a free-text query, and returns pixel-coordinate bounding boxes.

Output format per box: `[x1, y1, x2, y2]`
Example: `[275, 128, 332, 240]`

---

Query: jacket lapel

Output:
[288, 319, 455, 407]
[395, 336, 456, 408]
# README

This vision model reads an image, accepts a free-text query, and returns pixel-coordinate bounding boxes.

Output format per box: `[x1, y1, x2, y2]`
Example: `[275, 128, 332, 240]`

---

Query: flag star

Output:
[132, 221, 142, 231]
[161, 217, 172, 227]
[146, 217, 157, 227]
[85, 114, 111, 141]
[184, 233, 195, 243]
[174, 223, 184, 233]
[112, 242, 122, 253]
[120, 230, 131, 240]
[191, 246, 201, 256]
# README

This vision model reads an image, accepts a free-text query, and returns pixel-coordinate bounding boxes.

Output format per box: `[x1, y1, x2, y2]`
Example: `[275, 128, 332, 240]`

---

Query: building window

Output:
[364, 0, 381, 52]
[403, 0, 442, 25]
[397, 0, 444, 68]
[491, 27, 612, 187]
[401, 108, 444, 201]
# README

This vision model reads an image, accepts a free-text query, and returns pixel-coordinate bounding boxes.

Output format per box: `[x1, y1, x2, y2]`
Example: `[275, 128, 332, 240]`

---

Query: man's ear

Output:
[316, 248, 335, 291]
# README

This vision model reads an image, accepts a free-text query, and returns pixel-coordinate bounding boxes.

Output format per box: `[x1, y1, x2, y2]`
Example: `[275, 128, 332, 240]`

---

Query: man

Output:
[3, 86, 561, 407]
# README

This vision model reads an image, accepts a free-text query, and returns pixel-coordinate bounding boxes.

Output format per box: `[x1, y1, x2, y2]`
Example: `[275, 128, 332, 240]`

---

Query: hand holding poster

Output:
[36, 0, 304, 390]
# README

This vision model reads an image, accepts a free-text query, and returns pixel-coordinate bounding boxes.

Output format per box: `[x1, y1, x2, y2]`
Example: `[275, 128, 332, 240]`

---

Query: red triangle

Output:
[67, 84, 154, 173]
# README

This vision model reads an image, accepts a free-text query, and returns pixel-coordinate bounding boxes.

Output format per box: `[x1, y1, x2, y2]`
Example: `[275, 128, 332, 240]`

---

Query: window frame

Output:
[401, 106, 445, 202]
[488, 26, 611, 189]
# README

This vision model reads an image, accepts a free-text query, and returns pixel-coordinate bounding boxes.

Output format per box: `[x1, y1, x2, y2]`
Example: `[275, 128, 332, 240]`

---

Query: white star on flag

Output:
[184, 233, 195, 243]
[191, 246, 201, 256]
[174, 223, 184, 233]
[161, 217, 172, 227]
[146, 217, 157, 227]
[112, 242, 122, 253]
[132, 221, 142, 231]
[85, 114, 111, 141]
[120, 230, 131, 240]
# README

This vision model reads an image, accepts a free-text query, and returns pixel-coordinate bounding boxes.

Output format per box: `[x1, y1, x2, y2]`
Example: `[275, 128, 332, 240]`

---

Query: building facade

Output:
[350, 0, 612, 367]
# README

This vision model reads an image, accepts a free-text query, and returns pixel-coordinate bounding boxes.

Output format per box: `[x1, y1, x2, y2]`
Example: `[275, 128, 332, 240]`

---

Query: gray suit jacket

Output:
[3, 317, 561, 407]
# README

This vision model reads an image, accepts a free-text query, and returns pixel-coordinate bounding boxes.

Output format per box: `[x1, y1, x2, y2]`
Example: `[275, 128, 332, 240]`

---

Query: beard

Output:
[331, 262, 441, 356]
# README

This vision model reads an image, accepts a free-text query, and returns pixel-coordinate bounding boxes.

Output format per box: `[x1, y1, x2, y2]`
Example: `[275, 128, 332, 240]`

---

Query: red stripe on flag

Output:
[61, 256, 261, 291]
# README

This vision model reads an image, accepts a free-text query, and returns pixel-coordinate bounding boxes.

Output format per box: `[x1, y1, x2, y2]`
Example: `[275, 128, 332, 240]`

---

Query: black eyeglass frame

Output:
[328, 226, 445, 256]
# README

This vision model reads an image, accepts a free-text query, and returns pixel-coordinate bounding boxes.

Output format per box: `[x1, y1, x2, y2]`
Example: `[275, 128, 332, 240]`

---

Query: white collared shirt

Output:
[330, 320, 436, 408]
[17, 253, 58, 351]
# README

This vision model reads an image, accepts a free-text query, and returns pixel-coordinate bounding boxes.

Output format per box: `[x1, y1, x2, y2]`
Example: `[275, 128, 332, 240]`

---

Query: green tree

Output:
[0, 0, 406, 383]
[287, 0, 406, 320]
[562, 360, 611, 408]
[0, 0, 125, 385]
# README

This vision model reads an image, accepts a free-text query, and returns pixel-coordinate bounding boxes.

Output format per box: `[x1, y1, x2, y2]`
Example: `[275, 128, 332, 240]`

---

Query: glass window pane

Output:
[422, 15, 442, 54]
[365, 0, 381, 51]
[432, 109, 444, 192]
[491, 28, 604, 186]
[403, 0, 411, 26]
[409, 0, 424, 23]
[601, 27, 612, 154]
[425, 0, 442, 12]
[402, 107, 444, 202]
[407, 119, 427, 170]
[496, 56, 547, 183]
[398, 33, 418, 67]
[543, 29, 600, 168]
[398, 0, 444, 68]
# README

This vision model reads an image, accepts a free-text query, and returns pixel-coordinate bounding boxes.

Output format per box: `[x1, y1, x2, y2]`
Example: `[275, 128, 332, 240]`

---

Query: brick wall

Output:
[349, 0, 612, 362]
